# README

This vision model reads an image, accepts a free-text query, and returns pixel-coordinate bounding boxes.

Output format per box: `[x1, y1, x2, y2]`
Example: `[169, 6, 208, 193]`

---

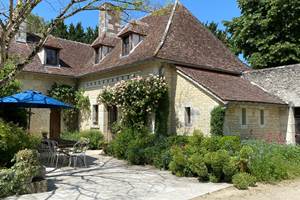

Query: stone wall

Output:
[244, 64, 300, 107]
[17, 72, 75, 135]
[224, 102, 288, 142]
[171, 70, 221, 136]
[79, 61, 163, 139]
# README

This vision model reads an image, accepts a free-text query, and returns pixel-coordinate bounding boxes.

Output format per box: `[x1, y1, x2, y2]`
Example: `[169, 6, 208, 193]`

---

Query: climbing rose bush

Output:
[98, 75, 168, 129]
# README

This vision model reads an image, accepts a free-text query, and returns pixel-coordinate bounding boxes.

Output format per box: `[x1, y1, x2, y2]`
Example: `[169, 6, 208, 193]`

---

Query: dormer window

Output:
[45, 47, 59, 66]
[95, 45, 113, 64]
[122, 33, 144, 56]
[122, 36, 130, 56]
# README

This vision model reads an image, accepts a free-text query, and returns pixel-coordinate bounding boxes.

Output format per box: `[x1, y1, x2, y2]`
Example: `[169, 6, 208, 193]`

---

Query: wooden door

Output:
[50, 108, 61, 140]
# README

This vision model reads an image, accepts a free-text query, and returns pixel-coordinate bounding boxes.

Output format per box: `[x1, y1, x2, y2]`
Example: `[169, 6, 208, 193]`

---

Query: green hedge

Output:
[0, 120, 40, 167]
[0, 149, 42, 198]
[210, 106, 226, 136]
[61, 130, 104, 150]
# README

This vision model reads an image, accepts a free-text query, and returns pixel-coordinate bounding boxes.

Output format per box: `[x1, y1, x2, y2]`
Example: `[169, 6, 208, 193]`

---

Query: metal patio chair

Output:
[68, 138, 89, 168]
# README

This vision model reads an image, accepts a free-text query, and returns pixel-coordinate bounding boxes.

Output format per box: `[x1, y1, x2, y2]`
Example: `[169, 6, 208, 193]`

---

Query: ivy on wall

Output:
[48, 83, 90, 131]
[98, 75, 169, 134]
[210, 106, 226, 136]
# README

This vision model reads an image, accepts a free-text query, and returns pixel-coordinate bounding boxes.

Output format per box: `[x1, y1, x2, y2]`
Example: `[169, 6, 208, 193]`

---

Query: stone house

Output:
[244, 64, 300, 144]
[10, 2, 294, 143]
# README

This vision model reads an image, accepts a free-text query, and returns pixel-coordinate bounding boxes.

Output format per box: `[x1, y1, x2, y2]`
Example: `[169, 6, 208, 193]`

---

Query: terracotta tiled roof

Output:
[14, 2, 248, 77]
[80, 10, 172, 76]
[79, 3, 248, 76]
[91, 33, 119, 47]
[118, 20, 149, 37]
[9, 36, 93, 76]
[177, 66, 286, 105]
[44, 35, 63, 49]
[155, 3, 248, 74]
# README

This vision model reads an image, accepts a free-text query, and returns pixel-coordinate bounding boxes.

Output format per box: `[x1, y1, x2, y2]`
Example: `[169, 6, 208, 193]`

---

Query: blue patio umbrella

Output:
[0, 90, 73, 133]
[0, 90, 73, 109]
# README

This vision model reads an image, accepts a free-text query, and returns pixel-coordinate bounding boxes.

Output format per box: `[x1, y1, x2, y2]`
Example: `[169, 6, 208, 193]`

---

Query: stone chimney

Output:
[16, 22, 27, 43]
[99, 3, 121, 36]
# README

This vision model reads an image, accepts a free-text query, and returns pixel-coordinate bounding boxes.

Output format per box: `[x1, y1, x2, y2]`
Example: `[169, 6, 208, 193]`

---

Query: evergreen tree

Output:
[74, 22, 85, 42]
[204, 22, 230, 48]
[68, 23, 77, 41]
[85, 26, 98, 44]
[51, 21, 68, 39]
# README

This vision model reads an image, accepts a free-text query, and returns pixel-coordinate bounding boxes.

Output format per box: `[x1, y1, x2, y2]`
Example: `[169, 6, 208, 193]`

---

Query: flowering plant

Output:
[98, 75, 168, 129]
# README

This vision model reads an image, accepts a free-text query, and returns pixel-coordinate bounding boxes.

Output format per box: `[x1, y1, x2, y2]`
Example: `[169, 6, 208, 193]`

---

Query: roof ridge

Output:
[50, 35, 92, 47]
[153, 0, 179, 56]
[243, 63, 300, 74]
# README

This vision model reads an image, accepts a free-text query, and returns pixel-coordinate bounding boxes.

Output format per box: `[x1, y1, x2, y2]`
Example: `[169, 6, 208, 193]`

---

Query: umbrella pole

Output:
[27, 108, 31, 133]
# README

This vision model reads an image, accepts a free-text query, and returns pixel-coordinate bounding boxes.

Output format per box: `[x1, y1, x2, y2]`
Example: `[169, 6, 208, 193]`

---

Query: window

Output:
[95, 45, 113, 64]
[92, 105, 99, 125]
[45, 48, 59, 66]
[108, 106, 118, 130]
[122, 35, 130, 56]
[241, 108, 247, 126]
[185, 107, 192, 126]
[122, 33, 144, 56]
[260, 109, 265, 126]
[95, 47, 100, 64]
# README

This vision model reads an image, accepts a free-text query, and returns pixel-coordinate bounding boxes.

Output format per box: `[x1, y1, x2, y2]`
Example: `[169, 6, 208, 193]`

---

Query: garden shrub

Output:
[169, 146, 192, 177]
[106, 128, 135, 159]
[126, 133, 155, 165]
[219, 136, 241, 154]
[188, 153, 208, 178]
[223, 156, 239, 181]
[210, 106, 226, 136]
[232, 172, 256, 190]
[0, 149, 41, 198]
[0, 120, 40, 167]
[246, 141, 300, 182]
[61, 130, 104, 150]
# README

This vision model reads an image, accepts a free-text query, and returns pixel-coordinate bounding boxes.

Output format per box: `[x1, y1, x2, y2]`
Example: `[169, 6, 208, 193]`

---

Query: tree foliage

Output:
[204, 21, 230, 48]
[51, 21, 98, 44]
[224, 0, 300, 69]
[210, 106, 226, 136]
[0, 60, 27, 127]
[48, 83, 90, 131]
[26, 13, 47, 35]
[98, 75, 168, 131]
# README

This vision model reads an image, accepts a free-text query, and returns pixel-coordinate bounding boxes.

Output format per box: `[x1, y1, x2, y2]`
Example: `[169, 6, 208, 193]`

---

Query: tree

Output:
[74, 22, 85, 42]
[51, 21, 68, 39]
[85, 26, 98, 44]
[204, 22, 230, 48]
[67, 23, 77, 41]
[0, 0, 152, 87]
[26, 13, 47, 34]
[224, 0, 300, 69]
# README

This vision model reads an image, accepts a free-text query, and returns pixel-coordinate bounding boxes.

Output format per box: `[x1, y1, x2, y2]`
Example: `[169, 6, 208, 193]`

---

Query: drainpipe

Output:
[286, 103, 296, 145]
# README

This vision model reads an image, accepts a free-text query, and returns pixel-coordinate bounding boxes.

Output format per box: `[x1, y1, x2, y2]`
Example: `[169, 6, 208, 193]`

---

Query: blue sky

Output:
[29, 0, 241, 30]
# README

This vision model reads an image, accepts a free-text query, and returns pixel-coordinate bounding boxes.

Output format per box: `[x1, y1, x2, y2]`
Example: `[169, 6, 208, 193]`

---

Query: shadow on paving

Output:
[6, 150, 230, 200]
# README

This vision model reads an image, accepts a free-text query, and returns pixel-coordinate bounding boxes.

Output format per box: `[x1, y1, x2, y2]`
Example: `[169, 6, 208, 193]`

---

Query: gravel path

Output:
[193, 178, 300, 200]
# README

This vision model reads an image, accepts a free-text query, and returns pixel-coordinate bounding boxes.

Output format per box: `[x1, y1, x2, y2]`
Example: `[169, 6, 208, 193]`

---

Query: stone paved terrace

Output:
[6, 150, 230, 200]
